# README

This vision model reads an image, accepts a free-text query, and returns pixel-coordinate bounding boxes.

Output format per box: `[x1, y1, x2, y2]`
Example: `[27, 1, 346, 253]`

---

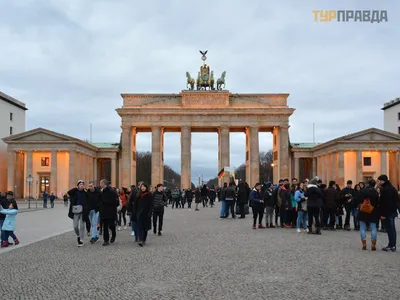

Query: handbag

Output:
[72, 205, 83, 214]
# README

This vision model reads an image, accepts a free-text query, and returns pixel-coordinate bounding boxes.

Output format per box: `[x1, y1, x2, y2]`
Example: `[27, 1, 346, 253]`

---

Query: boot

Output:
[362, 240, 367, 250]
[371, 240, 376, 251]
[316, 227, 322, 235]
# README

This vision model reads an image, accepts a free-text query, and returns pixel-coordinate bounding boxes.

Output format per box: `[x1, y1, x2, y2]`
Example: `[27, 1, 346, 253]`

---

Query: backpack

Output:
[359, 198, 373, 214]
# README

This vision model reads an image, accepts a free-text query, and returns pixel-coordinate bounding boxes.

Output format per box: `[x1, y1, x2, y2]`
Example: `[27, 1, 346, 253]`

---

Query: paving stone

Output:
[0, 203, 399, 299]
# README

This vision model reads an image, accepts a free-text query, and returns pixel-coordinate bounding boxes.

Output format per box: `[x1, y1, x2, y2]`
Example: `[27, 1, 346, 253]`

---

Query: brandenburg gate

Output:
[116, 52, 294, 189]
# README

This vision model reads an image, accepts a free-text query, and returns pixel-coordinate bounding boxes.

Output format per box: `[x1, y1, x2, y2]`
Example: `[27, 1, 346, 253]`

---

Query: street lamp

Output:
[26, 174, 33, 209]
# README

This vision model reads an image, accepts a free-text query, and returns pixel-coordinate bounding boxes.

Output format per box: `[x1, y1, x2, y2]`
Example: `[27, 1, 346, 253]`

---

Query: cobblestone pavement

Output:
[1, 203, 399, 300]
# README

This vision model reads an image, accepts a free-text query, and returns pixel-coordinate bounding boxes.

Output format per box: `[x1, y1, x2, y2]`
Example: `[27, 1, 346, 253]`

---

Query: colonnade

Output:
[120, 125, 290, 189]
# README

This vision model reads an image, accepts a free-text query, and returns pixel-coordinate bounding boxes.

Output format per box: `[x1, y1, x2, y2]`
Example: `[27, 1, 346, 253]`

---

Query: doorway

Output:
[39, 176, 50, 194]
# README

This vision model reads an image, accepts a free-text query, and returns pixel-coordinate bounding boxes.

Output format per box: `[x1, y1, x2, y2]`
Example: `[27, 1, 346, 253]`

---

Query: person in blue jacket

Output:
[0, 202, 19, 248]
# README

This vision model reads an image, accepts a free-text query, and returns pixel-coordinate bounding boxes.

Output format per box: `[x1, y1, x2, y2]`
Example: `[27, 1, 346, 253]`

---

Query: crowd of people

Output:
[1, 173, 399, 252]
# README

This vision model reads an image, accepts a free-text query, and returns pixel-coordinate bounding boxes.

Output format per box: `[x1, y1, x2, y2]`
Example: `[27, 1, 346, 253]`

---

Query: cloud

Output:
[0, 0, 399, 180]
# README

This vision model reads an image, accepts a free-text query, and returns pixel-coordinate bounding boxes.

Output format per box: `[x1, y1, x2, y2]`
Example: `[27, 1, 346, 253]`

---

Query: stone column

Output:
[294, 157, 300, 180]
[272, 127, 280, 182]
[111, 156, 117, 187]
[151, 126, 162, 188]
[380, 151, 387, 175]
[312, 157, 317, 177]
[69, 151, 75, 188]
[397, 152, 400, 190]
[219, 126, 230, 185]
[337, 151, 345, 187]
[120, 126, 132, 188]
[181, 126, 192, 190]
[279, 126, 290, 180]
[160, 127, 165, 186]
[7, 150, 16, 192]
[245, 129, 250, 184]
[93, 158, 98, 185]
[332, 152, 338, 184]
[89, 156, 93, 183]
[247, 126, 260, 186]
[131, 127, 137, 185]
[356, 151, 363, 183]
[218, 129, 222, 187]
[51, 150, 57, 195]
[86, 155, 91, 184]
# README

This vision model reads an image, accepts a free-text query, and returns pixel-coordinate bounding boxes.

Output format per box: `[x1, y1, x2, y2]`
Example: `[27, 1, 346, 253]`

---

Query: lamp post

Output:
[26, 174, 33, 209]
[35, 179, 38, 209]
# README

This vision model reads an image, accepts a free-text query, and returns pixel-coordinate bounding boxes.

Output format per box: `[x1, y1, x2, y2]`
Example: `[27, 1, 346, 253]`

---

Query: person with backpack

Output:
[357, 179, 380, 251]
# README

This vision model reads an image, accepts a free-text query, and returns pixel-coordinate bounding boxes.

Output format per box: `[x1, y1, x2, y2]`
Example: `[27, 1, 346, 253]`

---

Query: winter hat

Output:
[329, 180, 336, 187]
[6, 191, 13, 196]
[77, 180, 84, 186]
[377, 175, 388, 182]
[264, 181, 272, 188]
[310, 176, 319, 185]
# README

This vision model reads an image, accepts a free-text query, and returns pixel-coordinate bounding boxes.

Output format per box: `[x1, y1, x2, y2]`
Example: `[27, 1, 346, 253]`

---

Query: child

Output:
[1, 202, 19, 248]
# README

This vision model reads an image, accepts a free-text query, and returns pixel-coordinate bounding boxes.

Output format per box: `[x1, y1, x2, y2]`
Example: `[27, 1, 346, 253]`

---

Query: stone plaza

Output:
[1, 203, 399, 300]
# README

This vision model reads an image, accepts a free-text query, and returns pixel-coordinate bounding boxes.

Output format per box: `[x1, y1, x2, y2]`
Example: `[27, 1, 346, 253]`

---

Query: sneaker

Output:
[138, 241, 143, 247]
[158, 232, 162, 236]
[304, 228, 308, 233]
[123, 226, 127, 230]
[296, 229, 301, 233]
[117, 227, 121, 231]
[102, 241, 110, 246]
[390, 247, 397, 252]
[77, 238, 83, 247]
[1, 242, 9, 248]
[14, 239, 20, 245]
[89, 238, 95, 244]
[131, 232, 135, 236]
[258, 224, 265, 229]
[381, 246, 390, 252]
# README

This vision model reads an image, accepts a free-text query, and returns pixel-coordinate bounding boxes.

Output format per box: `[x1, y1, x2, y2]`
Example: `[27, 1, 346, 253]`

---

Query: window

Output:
[10, 112, 13, 121]
[41, 157, 50, 166]
[9, 126, 13, 135]
[363, 157, 372, 166]
[398, 126, 400, 134]
[398, 112, 400, 120]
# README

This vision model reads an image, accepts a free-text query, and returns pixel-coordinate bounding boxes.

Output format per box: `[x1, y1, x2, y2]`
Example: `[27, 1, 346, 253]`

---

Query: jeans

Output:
[0, 219, 4, 242]
[220, 200, 227, 217]
[73, 213, 85, 240]
[359, 221, 377, 241]
[89, 210, 99, 239]
[308, 207, 321, 229]
[43, 199, 47, 208]
[137, 228, 148, 242]
[102, 218, 116, 242]
[297, 210, 308, 229]
[352, 208, 359, 229]
[383, 217, 397, 248]
[153, 209, 164, 232]
[344, 206, 351, 226]
[265, 207, 274, 225]
[50, 201, 54, 208]
[4, 231, 17, 241]
[187, 200, 192, 208]
[225, 200, 235, 218]
[284, 210, 292, 225]
[118, 206, 127, 226]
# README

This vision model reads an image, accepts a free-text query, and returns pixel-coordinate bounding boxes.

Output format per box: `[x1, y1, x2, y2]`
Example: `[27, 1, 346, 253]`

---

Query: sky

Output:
[1, 0, 399, 181]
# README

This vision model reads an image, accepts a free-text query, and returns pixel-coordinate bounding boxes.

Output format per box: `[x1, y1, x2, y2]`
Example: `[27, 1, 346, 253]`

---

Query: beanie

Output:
[77, 180, 84, 186]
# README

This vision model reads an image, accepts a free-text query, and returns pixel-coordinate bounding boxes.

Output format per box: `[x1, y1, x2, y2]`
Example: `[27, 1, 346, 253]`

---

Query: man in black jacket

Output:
[340, 180, 355, 231]
[99, 179, 118, 246]
[87, 181, 101, 244]
[152, 184, 167, 236]
[306, 178, 323, 235]
[272, 179, 284, 227]
[323, 181, 338, 230]
[377, 175, 398, 252]
[264, 182, 275, 228]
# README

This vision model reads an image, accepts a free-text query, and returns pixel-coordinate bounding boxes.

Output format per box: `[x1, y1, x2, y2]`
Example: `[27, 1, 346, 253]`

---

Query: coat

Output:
[67, 188, 89, 221]
[0, 208, 18, 231]
[249, 189, 263, 211]
[379, 181, 399, 218]
[357, 187, 379, 223]
[134, 192, 153, 230]
[279, 187, 292, 210]
[100, 186, 119, 220]
[305, 185, 323, 208]
[237, 183, 250, 205]
[323, 187, 338, 210]
[264, 189, 275, 207]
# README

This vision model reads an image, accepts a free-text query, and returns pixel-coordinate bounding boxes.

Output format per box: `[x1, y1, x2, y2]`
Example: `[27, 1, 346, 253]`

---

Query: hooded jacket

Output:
[1, 208, 18, 231]
[305, 184, 323, 208]
[379, 180, 399, 218]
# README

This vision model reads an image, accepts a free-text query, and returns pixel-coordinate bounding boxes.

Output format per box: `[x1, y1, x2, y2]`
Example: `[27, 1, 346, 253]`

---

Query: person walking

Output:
[152, 183, 167, 236]
[377, 175, 398, 252]
[209, 186, 216, 208]
[127, 184, 140, 240]
[357, 179, 379, 251]
[118, 188, 128, 231]
[67, 180, 89, 247]
[49, 193, 56, 208]
[99, 179, 119, 246]
[87, 181, 101, 244]
[134, 183, 153, 247]
[249, 183, 264, 229]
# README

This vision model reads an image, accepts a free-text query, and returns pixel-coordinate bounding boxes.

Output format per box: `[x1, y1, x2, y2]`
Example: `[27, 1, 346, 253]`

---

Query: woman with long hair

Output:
[134, 183, 153, 247]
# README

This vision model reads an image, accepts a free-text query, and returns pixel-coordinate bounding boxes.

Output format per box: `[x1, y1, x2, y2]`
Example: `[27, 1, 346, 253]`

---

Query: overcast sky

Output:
[1, 0, 399, 180]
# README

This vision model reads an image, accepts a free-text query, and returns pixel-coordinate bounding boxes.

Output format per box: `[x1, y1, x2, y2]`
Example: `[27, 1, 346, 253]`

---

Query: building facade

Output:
[382, 97, 400, 135]
[291, 128, 400, 190]
[0, 91, 27, 193]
